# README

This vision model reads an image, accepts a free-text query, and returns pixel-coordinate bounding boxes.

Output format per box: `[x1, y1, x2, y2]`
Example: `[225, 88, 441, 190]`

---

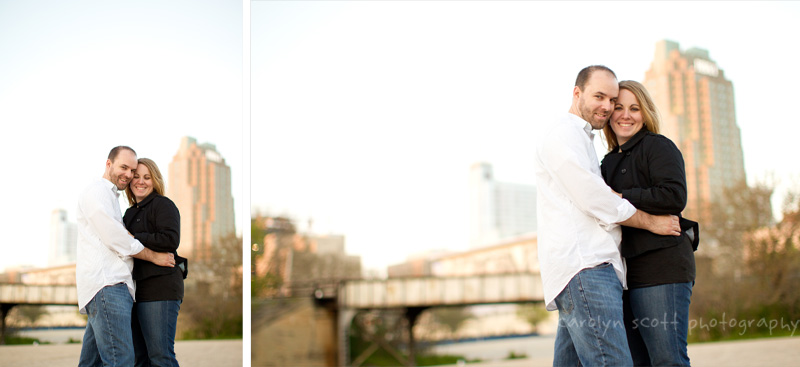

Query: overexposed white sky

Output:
[251, 1, 800, 275]
[0, 0, 242, 272]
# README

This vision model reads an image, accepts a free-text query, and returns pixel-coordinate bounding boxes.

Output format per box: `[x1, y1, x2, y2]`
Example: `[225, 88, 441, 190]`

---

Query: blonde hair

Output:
[125, 158, 165, 206]
[603, 80, 662, 152]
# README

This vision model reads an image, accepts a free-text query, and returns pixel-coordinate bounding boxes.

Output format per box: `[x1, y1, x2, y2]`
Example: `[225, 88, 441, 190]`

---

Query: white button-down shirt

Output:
[535, 113, 637, 310]
[76, 177, 144, 313]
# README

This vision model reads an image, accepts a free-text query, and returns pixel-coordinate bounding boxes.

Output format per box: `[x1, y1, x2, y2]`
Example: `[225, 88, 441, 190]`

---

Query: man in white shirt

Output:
[77, 146, 176, 367]
[535, 65, 682, 366]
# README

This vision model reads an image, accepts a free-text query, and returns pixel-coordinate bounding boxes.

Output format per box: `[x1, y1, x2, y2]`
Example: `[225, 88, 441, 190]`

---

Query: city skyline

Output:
[1, 135, 242, 273]
[48, 209, 77, 267]
[3, 1, 799, 276]
[169, 136, 237, 261]
[643, 40, 747, 223]
[470, 162, 537, 249]
[252, 1, 800, 273]
[0, 0, 243, 272]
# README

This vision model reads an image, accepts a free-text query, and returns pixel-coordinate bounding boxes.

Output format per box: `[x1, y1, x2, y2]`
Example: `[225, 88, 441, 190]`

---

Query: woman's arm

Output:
[133, 197, 180, 253]
[621, 136, 687, 215]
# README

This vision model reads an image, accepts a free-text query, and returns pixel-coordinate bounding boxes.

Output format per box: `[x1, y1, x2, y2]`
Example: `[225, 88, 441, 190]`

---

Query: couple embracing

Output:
[536, 66, 698, 366]
[76, 146, 187, 367]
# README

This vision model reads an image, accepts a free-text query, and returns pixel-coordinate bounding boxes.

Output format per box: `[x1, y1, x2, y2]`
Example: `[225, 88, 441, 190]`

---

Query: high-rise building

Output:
[470, 162, 537, 248]
[168, 136, 236, 261]
[643, 40, 746, 222]
[48, 209, 77, 267]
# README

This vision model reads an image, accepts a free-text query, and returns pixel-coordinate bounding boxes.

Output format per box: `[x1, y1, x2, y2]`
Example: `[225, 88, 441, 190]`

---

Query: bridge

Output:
[292, 273, 544, 366]
[337, 273, 544, 366]
[0, 283, 77, 345]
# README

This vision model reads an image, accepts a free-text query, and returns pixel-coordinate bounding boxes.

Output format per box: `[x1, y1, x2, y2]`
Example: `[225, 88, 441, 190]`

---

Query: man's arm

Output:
[80, 185, 176, 264]
[538, 129, 636, 227]
[132, 247, 175, 267]
[538, 128, 680, 236]
[621, 210, 681, 236]
[80, 185, 144, 257]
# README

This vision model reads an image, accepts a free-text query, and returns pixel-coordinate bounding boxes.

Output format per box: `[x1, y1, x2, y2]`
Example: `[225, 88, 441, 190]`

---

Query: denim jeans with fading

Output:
[624, 282, 692, 366]
[78, 283, 135, 367]
[132, 299, 182, 367]
[553, 262, 632, 367]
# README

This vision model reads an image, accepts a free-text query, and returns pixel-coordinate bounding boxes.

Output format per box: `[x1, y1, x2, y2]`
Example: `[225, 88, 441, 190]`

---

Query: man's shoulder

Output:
[79, 178, 113, 202]
[538, 114, 586, 148]
[83, 178, 110, 192]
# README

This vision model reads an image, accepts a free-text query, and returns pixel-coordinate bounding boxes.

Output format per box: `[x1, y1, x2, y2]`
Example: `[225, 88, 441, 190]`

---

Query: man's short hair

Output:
[108, 146, 137, 162]
[575, 65, 617, 91]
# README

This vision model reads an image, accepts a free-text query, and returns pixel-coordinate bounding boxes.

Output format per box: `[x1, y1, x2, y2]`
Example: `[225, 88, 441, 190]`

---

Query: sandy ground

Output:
[1, 336, 798, 366]
[0, 339, 242, 367]
[431, 335, 800, 367]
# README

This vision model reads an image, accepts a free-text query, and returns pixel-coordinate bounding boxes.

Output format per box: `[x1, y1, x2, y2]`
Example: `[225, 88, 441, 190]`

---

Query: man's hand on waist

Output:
[620, 210, 681, 236]
[132, 247, 175, 267]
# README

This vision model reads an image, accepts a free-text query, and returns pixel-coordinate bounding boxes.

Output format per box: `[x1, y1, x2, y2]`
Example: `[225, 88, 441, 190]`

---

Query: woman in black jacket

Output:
[124, 158, 185, 367]
[601, 80, 696, 366]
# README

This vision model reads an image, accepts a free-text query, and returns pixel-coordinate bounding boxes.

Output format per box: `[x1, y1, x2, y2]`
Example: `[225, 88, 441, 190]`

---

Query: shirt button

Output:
[626, 151, 631, 156]
[621, 168, 627, 174]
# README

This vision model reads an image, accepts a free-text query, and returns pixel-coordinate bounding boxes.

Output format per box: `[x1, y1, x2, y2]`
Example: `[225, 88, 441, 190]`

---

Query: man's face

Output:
[575, 71, 619, 130]
[105, 149, 137, 190]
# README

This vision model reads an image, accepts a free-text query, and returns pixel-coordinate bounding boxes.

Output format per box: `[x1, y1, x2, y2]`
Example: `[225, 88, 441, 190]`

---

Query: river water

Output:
[429, 334, 555, 363]
[11, 327, 85, 344]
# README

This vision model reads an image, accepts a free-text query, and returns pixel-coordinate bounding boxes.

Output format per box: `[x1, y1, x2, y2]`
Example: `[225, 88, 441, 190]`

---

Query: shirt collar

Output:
[100, 177, 120, 198]
[567, 112, 595, 140]
[619, 128, 650, 151]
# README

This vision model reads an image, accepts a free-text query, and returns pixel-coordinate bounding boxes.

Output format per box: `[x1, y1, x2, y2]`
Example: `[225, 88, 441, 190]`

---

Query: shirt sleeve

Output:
[80, 185, 145, 257]
[621, 136, 687, 215]
[538, 127, 636, 227]
[133, 198, 180, 253]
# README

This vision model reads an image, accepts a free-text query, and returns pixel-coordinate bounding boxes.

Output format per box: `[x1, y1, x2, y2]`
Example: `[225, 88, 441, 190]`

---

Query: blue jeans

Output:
[624, 282, 692, 366]
[553, 263, 632, 366]
[132, 300, 182, 367]
[78, 283, 135, 367]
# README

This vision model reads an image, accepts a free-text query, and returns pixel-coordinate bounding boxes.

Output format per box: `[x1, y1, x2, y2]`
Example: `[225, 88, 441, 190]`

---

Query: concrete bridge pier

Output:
[1, 303, 17, 345]
[0, 283, 79, 345]
[337, 307, 356, 367]
[405, 306, 428, 367]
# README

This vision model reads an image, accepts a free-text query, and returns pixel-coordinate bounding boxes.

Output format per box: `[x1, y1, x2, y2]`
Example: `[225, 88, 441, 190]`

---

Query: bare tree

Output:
[430, 307, 472, 339]
[690, 180, 800, 341]
[9, 306, 48, 327]
[704, 179, 774, 274]
[516, 303, 549, 334]
[179, 234, 243, 339]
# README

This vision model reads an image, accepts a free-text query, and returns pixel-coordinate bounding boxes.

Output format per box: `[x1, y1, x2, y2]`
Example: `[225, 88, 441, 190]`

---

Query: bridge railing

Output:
[339, 272, 543, 309]
[0, 283, 78, 305]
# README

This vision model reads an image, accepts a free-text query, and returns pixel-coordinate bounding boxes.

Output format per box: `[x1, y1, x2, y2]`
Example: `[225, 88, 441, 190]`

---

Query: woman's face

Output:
[610, 89, 645, 146]
[131, 163, 154, 202]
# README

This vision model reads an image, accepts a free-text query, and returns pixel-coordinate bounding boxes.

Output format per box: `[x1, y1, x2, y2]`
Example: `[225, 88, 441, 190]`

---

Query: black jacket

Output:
[123, 192, 185, 301]
[601, 129, 696, 287]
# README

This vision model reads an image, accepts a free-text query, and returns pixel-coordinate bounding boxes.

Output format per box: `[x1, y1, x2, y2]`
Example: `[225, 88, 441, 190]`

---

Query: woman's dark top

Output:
[123, 191, 184, 301]
[601, 129, 695, 288]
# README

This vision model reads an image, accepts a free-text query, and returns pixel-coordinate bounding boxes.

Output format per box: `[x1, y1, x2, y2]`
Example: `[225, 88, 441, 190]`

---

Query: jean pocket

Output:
[85, 298, 97, 317]
[555, 286, 574, 314]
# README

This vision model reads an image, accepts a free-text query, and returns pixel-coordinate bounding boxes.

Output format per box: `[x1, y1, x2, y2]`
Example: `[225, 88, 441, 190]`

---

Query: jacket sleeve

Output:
[621, 135, 687, 215]
[133, 197, 180, 253]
